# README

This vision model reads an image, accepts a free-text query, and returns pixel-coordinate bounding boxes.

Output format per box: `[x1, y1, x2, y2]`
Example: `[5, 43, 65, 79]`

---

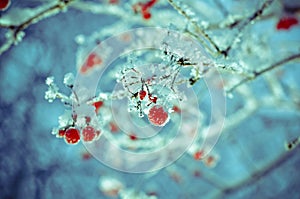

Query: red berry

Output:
[109, 0, 118, 4]
[82, 152, 92, 160]
[193, 150, 204, 160]
[129, 134, 137, 140]
[204, 155, 216, 167]
[81, 53, 102, 73]
[109, 122, 119, 133]
[85, 116, 91, 124]
[57, 129, 66, 138]
[149, 95, 157, 103]
[95, 130, 101, 138]
[64, 128, 80, 144]
[139, 90, 147, 100]
[147, 105, 169, 126]
[276, 16, 298, 30]
[82, 126, 96, 142]
[172, 105, 181, 113]
[80, 65, 88, 73]
[93, 101, 104, 114]
[0, 0, 10, 11]
[142, 11, 151, 20]
[86, 53, 102, 68]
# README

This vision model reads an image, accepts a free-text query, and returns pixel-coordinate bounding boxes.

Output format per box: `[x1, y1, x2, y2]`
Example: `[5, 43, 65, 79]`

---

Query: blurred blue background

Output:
[0, 0, 300, 199]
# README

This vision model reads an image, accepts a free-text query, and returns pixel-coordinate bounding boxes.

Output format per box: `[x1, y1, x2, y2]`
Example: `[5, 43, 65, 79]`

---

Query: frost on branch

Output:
[34, 0, 300, 197]
[45, 73, 103, 145]
[44, 27, 225, 174]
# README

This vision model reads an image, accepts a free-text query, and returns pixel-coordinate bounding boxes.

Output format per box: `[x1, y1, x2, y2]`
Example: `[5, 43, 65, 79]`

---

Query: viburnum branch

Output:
[226, 53, 300, 94]
[222, 0, 275, 56]
[166, 0, 223, 57]
[0, 0, 77, 56]
[167, 0, 275, 58]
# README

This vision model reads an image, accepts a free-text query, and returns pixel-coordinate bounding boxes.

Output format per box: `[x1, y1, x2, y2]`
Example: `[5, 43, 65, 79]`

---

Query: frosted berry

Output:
[81, 53, 102, 73]
[204, 155, 216, 167]
[172, 105, 181, 113]
[193, 150, 204, 160]
[129, 133, 137, 140]
[142, 11, 151, 20]
[86, 53, 102, 67]
[82, 126, 96, 142]
[64, 128, 80, 144]
[139, 90, 147, 100]
[109, 0, 118, 4]
[0, 0, 10, 11]
[95, 130, 101, 138]
[82, 152, 92, 160]
[57, 129, 66, 138]
[148, 105, 169, 126]
[93, 101, 104, 114]
[149, 95, 157, 103]
[85, 116, 91, 124]
[109, 122, 119, 133]
[276, 16, 298, 30]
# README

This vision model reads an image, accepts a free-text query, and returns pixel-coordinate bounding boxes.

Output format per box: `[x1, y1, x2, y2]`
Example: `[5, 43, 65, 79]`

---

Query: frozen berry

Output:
[276, 16, 298, 30]
[109, 122, 119, 133]
[172, 105, 181, 113]
[57, 129, 66, 138]
[0, 0, 10, 11]
[81, 53, 102, 73]
[142, 11, 151, 20]
[148, 105, 169, 126]
[93, 101, 104, 114]
[129, 133, 137, 140]
[193, 150, 204, 160]
[64, 128, 80, 144]
[82, 126, 96, 142]
[149, 95, 157, 103]
[139, 90, 147, 100]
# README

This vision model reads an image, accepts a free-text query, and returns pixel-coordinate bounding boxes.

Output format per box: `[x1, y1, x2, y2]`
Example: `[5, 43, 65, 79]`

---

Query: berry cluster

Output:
[45, 74, 104, 145]
[55, 114, 101, 145]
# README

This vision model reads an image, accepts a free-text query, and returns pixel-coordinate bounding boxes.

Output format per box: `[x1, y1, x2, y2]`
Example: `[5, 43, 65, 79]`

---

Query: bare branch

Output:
[226, 53, 300, 94]
[222, 0, 275, 56]
[166, 0, 223, 56]
[0, 0, 77, 56]
[214, 143, 300, 198]
[167, 0, 275, 58]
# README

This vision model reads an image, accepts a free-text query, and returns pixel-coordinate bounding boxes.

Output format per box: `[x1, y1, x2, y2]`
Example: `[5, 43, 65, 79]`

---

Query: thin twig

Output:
[166, 0, 223, 56]
[214, 143, 300, 198]
[207, 12, 276, 30]
[226, 53, 300, 94]
[167, 0, 274, 58]
[222, 0, 274, 56]
[0, 0, 77, 56]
